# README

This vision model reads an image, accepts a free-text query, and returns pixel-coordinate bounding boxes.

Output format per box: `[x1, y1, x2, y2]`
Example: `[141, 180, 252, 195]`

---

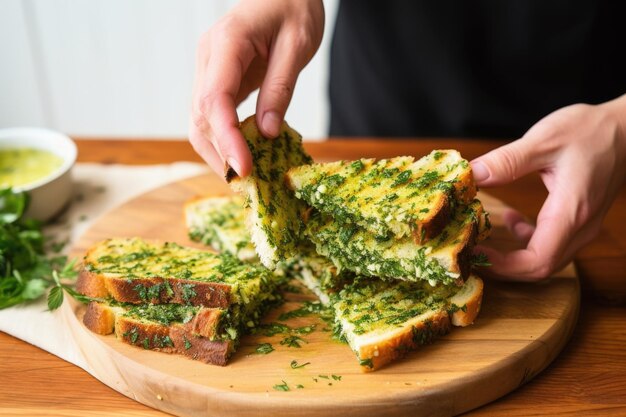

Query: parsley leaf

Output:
[272, 380, 290, 392]
[255, 343, 274, 354]
[290, 360, 310, 369]
[0, 188, 88, 311]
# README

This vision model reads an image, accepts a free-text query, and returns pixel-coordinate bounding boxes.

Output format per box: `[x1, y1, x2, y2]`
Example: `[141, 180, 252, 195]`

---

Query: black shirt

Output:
[329, 1, 626, 138]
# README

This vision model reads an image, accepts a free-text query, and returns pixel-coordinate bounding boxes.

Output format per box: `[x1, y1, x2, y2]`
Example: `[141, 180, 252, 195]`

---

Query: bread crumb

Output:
[156, 394, 163, 401]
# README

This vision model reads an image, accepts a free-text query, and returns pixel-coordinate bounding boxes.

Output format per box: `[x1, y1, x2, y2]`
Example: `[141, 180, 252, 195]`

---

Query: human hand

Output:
[471, 94, 626, 281]
[189, 0, 324, 178]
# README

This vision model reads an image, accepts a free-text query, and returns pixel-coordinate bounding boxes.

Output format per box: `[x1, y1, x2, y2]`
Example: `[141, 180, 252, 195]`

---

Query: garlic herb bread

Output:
[306, 199, 490, 286]
[77, 237, 285, 364]
[83, 301, 236, 365]
[226, 115, 313, 269]
[286, 150, 476, 243]
[184, 194, 484, 372]
[332, 274, 483, 372]
[185, 195, 257, 261]
[185, 195, 354, 296]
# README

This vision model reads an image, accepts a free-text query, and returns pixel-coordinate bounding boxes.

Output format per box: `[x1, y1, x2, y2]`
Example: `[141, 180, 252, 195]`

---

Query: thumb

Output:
[470, 138, 549, 187]
[256, 34, 306, 138]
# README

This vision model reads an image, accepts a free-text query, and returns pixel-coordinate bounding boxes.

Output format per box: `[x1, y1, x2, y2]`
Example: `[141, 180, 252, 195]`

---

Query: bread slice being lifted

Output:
[225, 116, 313, 269]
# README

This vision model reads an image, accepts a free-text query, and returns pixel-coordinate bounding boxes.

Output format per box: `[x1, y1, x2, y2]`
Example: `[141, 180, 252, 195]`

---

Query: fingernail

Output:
[471, 161, 490, 182]
[261, 111, 281, 138]
[226, 157, 242, 177]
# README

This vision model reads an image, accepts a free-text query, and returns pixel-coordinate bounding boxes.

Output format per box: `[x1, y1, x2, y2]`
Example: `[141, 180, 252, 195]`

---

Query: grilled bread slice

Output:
[306, 199, 490, 286]
[331, 274, 483, 372]
[185, 195, 353, 296]
[226, 115, 313, 269]
[77, 238, 284, 338]
[286, 150, 476, 243]
[83, 301, 235, 365]
[185, 195, 257, 261]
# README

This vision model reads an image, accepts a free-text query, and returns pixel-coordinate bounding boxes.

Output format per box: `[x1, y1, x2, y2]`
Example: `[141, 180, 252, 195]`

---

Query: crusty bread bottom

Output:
[342, 275, 484, 372]
[83, 302, 234, 366]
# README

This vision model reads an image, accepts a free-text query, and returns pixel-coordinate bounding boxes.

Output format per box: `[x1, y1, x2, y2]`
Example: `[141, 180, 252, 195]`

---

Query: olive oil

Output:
[0, 148, 63, 187]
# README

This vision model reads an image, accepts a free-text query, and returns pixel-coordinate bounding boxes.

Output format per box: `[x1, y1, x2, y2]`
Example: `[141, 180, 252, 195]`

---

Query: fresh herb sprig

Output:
[0, 189, 87, 311]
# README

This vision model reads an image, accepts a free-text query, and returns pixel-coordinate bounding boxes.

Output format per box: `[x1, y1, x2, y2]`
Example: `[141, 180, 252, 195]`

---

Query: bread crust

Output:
[170, 327, 233, 366]
[83, 301, 116, 335]
[83, 305, 234, 366]
[77, 269, 232, 308]
[358, 311, 452, 372]
[450, 276, 484, 327]
[413, 193, 450, 244]
[449, 216, 478, 280]
[190, 308, 224, 337]
[350, 274, 484, 372]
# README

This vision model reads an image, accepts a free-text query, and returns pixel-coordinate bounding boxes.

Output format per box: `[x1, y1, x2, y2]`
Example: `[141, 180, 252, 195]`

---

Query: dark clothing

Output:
[329, 1, 626, 138]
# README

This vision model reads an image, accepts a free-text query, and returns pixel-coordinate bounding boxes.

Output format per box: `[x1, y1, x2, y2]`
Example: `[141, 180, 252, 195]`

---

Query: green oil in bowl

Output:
[0, 148, 64, 188]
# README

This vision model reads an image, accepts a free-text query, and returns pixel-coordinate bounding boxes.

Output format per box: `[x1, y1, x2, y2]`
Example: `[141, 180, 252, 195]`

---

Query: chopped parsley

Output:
[290, 360, 310, 369]
[359, 358, 374, 369]
[280, 335, 306, 348]
[255, 343, 275, 354]
[272, 380, 290, 392]
[471, 252, 491, 267]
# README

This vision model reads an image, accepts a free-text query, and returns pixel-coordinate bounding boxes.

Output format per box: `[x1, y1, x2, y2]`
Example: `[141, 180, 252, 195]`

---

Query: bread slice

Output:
[286, 150, 476, 243]
[83, 301, 235, 365]
[226, 115, 313, 269]
[185, 195, 353, 297]
[77, 238, 284, 337]
[331, 274, 483, 372]
[306, 199, 490, 286]
[185, 195, 257, 261]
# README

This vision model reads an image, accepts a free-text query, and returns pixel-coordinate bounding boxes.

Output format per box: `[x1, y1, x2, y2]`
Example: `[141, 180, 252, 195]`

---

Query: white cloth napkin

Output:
[0, 162, 208, 369]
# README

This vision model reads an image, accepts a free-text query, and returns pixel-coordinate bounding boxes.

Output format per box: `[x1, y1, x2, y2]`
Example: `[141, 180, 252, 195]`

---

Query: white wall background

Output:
[0, 0, 338, 140]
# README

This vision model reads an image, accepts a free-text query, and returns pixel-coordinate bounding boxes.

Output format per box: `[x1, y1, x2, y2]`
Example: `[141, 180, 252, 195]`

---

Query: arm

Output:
[189, 0, 325, 178]
[471, 93, 626, 280]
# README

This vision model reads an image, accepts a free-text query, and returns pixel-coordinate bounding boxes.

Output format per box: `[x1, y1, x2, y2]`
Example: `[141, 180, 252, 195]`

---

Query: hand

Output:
[471, 94, 626, 281]
[188, 0, 324, 178]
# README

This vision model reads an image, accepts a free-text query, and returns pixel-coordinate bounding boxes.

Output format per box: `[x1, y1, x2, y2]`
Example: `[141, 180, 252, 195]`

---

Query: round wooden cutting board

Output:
[64, 173, 579, 417]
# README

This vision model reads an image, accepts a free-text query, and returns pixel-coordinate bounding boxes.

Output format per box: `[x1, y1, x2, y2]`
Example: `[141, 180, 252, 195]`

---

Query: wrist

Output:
[603, 93, 626, 143]
[601, 94, 626, 181]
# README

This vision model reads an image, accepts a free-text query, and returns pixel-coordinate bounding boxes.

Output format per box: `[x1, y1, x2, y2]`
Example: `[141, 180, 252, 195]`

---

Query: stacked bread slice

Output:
[286, 150, 491, 286]
[77, 237, 285, 365]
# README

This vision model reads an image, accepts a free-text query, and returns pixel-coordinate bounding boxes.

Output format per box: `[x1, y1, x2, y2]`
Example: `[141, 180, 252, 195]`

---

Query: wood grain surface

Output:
[61, 173, 578, 417]
[1, 139, 625, 417]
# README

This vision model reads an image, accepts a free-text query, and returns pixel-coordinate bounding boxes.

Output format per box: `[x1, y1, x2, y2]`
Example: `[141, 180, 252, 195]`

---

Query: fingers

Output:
[193, 36, 256, 178]
[502, 208, 535, 245]
[255, 31, 308, 138]
[470, 137, 553, 187]
[482, 190, 576, 281]
[188, 117, 226, 176]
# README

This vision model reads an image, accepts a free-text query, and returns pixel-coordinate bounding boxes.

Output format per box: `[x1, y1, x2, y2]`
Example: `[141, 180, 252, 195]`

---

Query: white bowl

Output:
[0, 127, 77, 222]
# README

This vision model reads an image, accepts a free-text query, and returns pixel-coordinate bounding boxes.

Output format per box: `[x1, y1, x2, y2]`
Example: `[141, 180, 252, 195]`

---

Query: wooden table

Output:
[1, 138, 625, 416]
